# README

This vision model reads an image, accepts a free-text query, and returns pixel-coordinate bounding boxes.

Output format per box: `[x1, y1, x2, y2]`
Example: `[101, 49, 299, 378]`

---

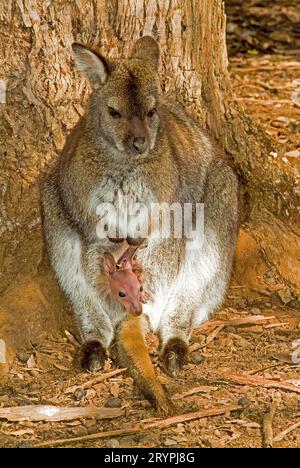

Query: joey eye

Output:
[147, 108, 156, 118]
[140, 285, 143, 292]
[108, 107, 122, 118]
[118, 291, 126, 298]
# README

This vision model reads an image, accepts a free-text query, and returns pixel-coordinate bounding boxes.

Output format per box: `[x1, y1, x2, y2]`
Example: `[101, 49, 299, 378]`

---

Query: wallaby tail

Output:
[116, 314, 174, 415]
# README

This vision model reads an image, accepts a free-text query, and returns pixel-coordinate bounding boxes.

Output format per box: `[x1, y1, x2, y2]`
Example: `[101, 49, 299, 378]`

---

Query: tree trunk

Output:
[0, 0, 298, 363]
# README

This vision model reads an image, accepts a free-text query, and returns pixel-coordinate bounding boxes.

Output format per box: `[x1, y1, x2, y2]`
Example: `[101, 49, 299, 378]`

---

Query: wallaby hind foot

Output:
[161, 337, 189, 378]
[81, 341, 107, 373]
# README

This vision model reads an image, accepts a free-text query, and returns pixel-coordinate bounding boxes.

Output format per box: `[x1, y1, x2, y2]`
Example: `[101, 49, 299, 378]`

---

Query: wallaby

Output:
[42, 36, 239, 414]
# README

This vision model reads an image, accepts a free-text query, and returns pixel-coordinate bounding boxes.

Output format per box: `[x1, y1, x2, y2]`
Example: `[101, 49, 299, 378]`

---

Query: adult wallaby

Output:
[42, 36, 239, 415]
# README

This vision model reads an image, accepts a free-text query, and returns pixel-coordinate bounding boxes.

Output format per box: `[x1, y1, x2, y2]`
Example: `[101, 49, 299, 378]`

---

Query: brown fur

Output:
[42, 36, 239, 414]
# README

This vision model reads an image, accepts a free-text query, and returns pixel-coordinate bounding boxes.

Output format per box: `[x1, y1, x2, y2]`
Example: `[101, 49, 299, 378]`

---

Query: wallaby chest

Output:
[90, 169, 156, 243]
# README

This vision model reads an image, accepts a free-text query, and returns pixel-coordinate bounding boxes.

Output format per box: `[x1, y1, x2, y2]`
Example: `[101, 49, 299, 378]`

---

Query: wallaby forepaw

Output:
[81, 341, 106, 373]
[161, 337, 189, 378]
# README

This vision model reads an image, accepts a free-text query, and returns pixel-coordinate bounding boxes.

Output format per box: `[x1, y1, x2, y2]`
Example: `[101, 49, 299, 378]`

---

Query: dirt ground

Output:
[0, 1, 299, 448]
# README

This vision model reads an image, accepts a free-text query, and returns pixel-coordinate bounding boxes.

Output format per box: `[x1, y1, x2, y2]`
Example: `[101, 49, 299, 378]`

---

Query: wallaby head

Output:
[72, 36, 160, 157]
[103, 248, 144, 317]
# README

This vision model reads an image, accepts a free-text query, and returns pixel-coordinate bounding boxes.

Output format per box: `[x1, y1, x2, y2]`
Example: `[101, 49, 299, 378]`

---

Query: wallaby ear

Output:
[72, 43, 109, 88]
[131, 36, 159, 70]
[103, 252, 116, 276]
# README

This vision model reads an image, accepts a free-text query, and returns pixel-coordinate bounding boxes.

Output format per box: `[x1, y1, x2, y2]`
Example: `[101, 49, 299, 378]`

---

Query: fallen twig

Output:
[64, 368, 127, 394]
[143, 404, 240, 429]
[249, 363, 281, 375]
[33, 404, 240, 448]
[274, 421, 300, 442]
[262, 402, 277, 448]
[172, 385, 217, 400]
[0, 405, 123, 422]
[199, 325, 224, 349]
[196, 315, 275, 333]
[211, 370, 300, 395]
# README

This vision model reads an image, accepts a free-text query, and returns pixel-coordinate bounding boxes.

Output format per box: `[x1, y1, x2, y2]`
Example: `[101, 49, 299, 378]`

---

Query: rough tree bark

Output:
[0, 0, 299, 368]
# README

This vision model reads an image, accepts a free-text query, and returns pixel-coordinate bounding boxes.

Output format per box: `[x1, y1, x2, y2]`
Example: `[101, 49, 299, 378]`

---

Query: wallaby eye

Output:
[108, 107, 122, 118]
[140, 285, 143, 292]
[118, 291, 126, 298]
[147, 108, 156, 118]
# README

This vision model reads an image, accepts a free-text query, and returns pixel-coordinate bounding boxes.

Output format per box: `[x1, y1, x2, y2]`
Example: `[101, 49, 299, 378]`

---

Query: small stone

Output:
[106, 439, 120, 448]
[191, 352, 205, 364]
[17, 442, 31, 448]
[73, 387, 86, 401]
[105, 397, 122, 408]
[265, 303, 272, 308]
[278, 287, 293, 305]
[17, 353, 31, 364]
[251, 308, 261, 315]
[238, 397, 251, 406]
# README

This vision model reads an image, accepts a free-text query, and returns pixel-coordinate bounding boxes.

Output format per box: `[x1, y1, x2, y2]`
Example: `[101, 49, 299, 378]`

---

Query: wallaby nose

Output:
[133, 137, 146, 153]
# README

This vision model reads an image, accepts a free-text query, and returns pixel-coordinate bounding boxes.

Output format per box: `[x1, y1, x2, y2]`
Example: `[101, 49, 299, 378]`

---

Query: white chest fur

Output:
[90, 173, 157, 241]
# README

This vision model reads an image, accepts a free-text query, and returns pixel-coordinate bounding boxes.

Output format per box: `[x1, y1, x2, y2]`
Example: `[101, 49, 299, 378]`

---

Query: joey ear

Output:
[72, 43, 109, 88]
[131, 36, 159, 70]
[116, 246, 139, 269]
[103, 252, 116, 276]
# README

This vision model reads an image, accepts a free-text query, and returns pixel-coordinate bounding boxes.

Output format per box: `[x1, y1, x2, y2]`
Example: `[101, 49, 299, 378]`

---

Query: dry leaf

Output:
[27, 354, 36, 369]
[85, 388, 97, 400]
[110, 382, 120, 398]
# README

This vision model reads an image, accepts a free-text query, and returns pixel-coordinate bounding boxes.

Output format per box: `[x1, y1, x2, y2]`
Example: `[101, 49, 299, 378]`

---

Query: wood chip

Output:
[211, 370, 300, 395]
[262, 402, 277, 448]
